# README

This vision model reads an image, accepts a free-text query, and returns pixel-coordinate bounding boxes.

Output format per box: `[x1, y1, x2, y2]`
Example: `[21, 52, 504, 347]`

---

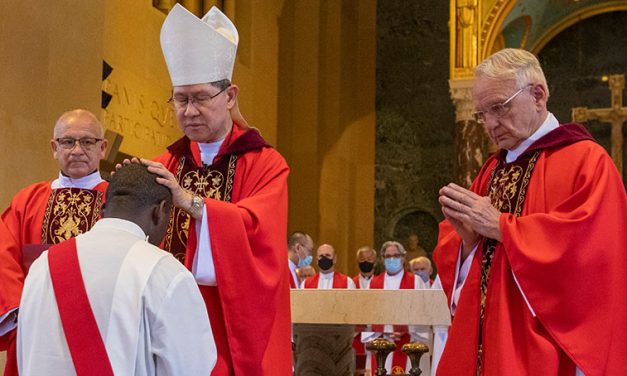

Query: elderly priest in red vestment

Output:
[0, 109, 108, 376]
[140, 4, 292, 375]
[434, 48, 627, 376]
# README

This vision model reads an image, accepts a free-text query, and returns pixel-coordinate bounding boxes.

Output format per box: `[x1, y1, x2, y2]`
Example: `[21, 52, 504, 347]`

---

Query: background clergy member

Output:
[141, 4, 292, 375]
[287, 231, 314, 288]
[408, 256, 433, 288]
[17, 163, 216, 375]
[434, 48, 627, 376]
[0, 109, 108, 376]
[365, 240, 429, 375]
[302, 244, 356, 289]
[352, 246, 377, 289]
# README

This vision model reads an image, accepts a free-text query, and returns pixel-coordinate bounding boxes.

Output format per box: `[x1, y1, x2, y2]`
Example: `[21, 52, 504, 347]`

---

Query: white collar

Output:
[198, 138, 225, 166]
[360, 273, 373, 281]
[506, 112, 559, 163]
[90, 218, 146, 239]
[385, 270, 404, 281]
[319, 271, 335, 280]
[51, 170, 104, 189]
[288, 259, 297, 272]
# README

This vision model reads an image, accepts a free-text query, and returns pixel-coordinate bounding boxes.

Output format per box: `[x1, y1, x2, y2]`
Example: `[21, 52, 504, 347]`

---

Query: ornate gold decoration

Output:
[402, 342, 430, 376]
[366, 338, 396, 376]
[41, 188, 103, 244]
[163, 154, 237, 261]
[476, 150, 540, 373]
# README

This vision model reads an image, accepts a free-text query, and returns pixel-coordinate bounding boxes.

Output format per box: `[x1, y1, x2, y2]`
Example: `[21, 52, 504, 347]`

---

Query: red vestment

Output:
[434, 124, 627, 376]
[369, 271, 415, 374]
[155, 123, 292, 376]
[303, 272, 349, 288]
[0, 181, 107, 375]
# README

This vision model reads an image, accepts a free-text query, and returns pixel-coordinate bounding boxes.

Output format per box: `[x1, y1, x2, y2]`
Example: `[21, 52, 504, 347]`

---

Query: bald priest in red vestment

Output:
[0, 109, 108, 376]
[140, 4, 292, 375]
[433, 48, 627, 376]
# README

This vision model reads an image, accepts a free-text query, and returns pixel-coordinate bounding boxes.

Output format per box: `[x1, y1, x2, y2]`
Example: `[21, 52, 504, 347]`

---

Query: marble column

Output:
[449, 78, 491, 187]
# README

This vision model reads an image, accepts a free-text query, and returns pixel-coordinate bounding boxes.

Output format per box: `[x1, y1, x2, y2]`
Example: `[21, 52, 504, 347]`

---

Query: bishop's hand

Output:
[140, 159, 198, 218]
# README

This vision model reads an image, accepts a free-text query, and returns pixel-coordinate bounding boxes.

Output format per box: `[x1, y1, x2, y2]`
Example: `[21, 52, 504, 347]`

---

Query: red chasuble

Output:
[434, 124, 627, 376]
[0, 181, 107, 375]
[154, 123, 292, 376]
[369, 271, 415, 374]
[303, 272, 349, 288]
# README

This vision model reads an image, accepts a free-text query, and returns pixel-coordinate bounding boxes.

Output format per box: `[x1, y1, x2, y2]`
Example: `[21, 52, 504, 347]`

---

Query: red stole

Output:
[303, 272, 349, 288]
[369, 271, 414, 373]
[47, 238, 114, 376]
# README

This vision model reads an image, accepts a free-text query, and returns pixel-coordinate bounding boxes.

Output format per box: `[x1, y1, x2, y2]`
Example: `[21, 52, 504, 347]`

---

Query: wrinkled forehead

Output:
[358, 249, 376, 260]
[317, 246, 335, 258]
[54, 115, 103, 138]
[472, 77, 517, 107]
[383, 245, 402, 256]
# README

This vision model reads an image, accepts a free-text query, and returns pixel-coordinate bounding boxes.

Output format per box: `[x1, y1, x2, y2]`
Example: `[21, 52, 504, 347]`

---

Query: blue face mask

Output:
[415, 270, 430, 282]
[298, 255, 312, 268]
[384, 258, 403, 274]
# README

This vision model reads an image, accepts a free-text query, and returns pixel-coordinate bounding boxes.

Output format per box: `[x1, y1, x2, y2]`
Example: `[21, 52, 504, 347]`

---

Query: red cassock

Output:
[154, 123, 292, 376]
[434, 124, 627, 376]
[0, 181, 107, 375]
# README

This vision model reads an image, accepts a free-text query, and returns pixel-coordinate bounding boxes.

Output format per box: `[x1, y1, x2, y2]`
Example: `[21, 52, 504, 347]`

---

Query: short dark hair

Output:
[106, 164, 172, 212]
[210, 79, 231, 91]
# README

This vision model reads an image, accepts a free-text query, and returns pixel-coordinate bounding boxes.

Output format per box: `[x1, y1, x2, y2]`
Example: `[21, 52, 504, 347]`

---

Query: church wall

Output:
[537, 11, 627, 185]
[0, 0, 105, 208]
[277, 0, 376, 276]
[375, 1, 455, 258]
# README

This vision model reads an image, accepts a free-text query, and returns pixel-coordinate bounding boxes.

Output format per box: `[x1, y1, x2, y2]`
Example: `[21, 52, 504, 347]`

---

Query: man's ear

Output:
[225, 85, 239, 110]
[152, 201, 167, 226]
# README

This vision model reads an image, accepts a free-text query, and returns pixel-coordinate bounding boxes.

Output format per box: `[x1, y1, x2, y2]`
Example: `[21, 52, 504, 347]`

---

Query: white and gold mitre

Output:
[160, 4, 239, 86]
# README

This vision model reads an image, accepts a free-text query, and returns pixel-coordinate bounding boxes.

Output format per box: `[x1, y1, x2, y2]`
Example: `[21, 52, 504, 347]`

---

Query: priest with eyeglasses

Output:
[0, 109, 109, 376]
[434, 48, 627, 375]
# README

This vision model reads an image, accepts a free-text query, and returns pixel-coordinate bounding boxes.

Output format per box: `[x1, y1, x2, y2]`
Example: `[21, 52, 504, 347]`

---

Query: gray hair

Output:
[475, 48, 549, 98]
[380, 241, 406, 257]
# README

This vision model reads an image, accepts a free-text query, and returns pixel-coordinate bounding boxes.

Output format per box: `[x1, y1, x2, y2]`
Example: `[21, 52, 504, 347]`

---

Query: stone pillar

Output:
[448, 78, 488, 187]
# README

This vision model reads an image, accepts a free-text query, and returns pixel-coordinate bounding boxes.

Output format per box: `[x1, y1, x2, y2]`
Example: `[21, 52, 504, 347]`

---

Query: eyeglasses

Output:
[168, 87, 228, 110]
[55, 137, 103, 151]
[383, 254, 403, 259]
[473, 84, 532, 124]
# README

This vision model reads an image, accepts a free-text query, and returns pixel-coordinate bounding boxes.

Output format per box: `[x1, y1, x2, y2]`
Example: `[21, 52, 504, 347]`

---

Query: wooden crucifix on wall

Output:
[572, 74, 627, 176]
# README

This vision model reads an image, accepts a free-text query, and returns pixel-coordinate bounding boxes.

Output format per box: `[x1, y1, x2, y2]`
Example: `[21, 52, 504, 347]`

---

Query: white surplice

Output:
[17, 218, 216, 376]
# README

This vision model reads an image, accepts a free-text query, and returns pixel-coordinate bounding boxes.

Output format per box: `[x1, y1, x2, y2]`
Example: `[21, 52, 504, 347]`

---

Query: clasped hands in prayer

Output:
[114, 158, 202, 219]
[438, 183, 502, 260]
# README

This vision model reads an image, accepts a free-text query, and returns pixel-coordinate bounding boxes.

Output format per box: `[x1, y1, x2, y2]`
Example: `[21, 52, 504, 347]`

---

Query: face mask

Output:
[358, 261, 374, 273]
[298, 255, 313, 268]
[317, 256, 334, 271]
[384, 258, 403, 274]
[415, 270, 430, 282]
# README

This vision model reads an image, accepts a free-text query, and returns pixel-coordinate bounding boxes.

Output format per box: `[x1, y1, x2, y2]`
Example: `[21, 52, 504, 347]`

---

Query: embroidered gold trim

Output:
[41, 188, 103, 244]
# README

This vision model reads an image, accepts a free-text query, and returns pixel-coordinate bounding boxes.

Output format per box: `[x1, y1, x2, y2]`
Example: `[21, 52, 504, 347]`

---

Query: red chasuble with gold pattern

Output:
[154, 123, 292, 376]
[434, 124, 627, 376]
[0, 181, 107, 375]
